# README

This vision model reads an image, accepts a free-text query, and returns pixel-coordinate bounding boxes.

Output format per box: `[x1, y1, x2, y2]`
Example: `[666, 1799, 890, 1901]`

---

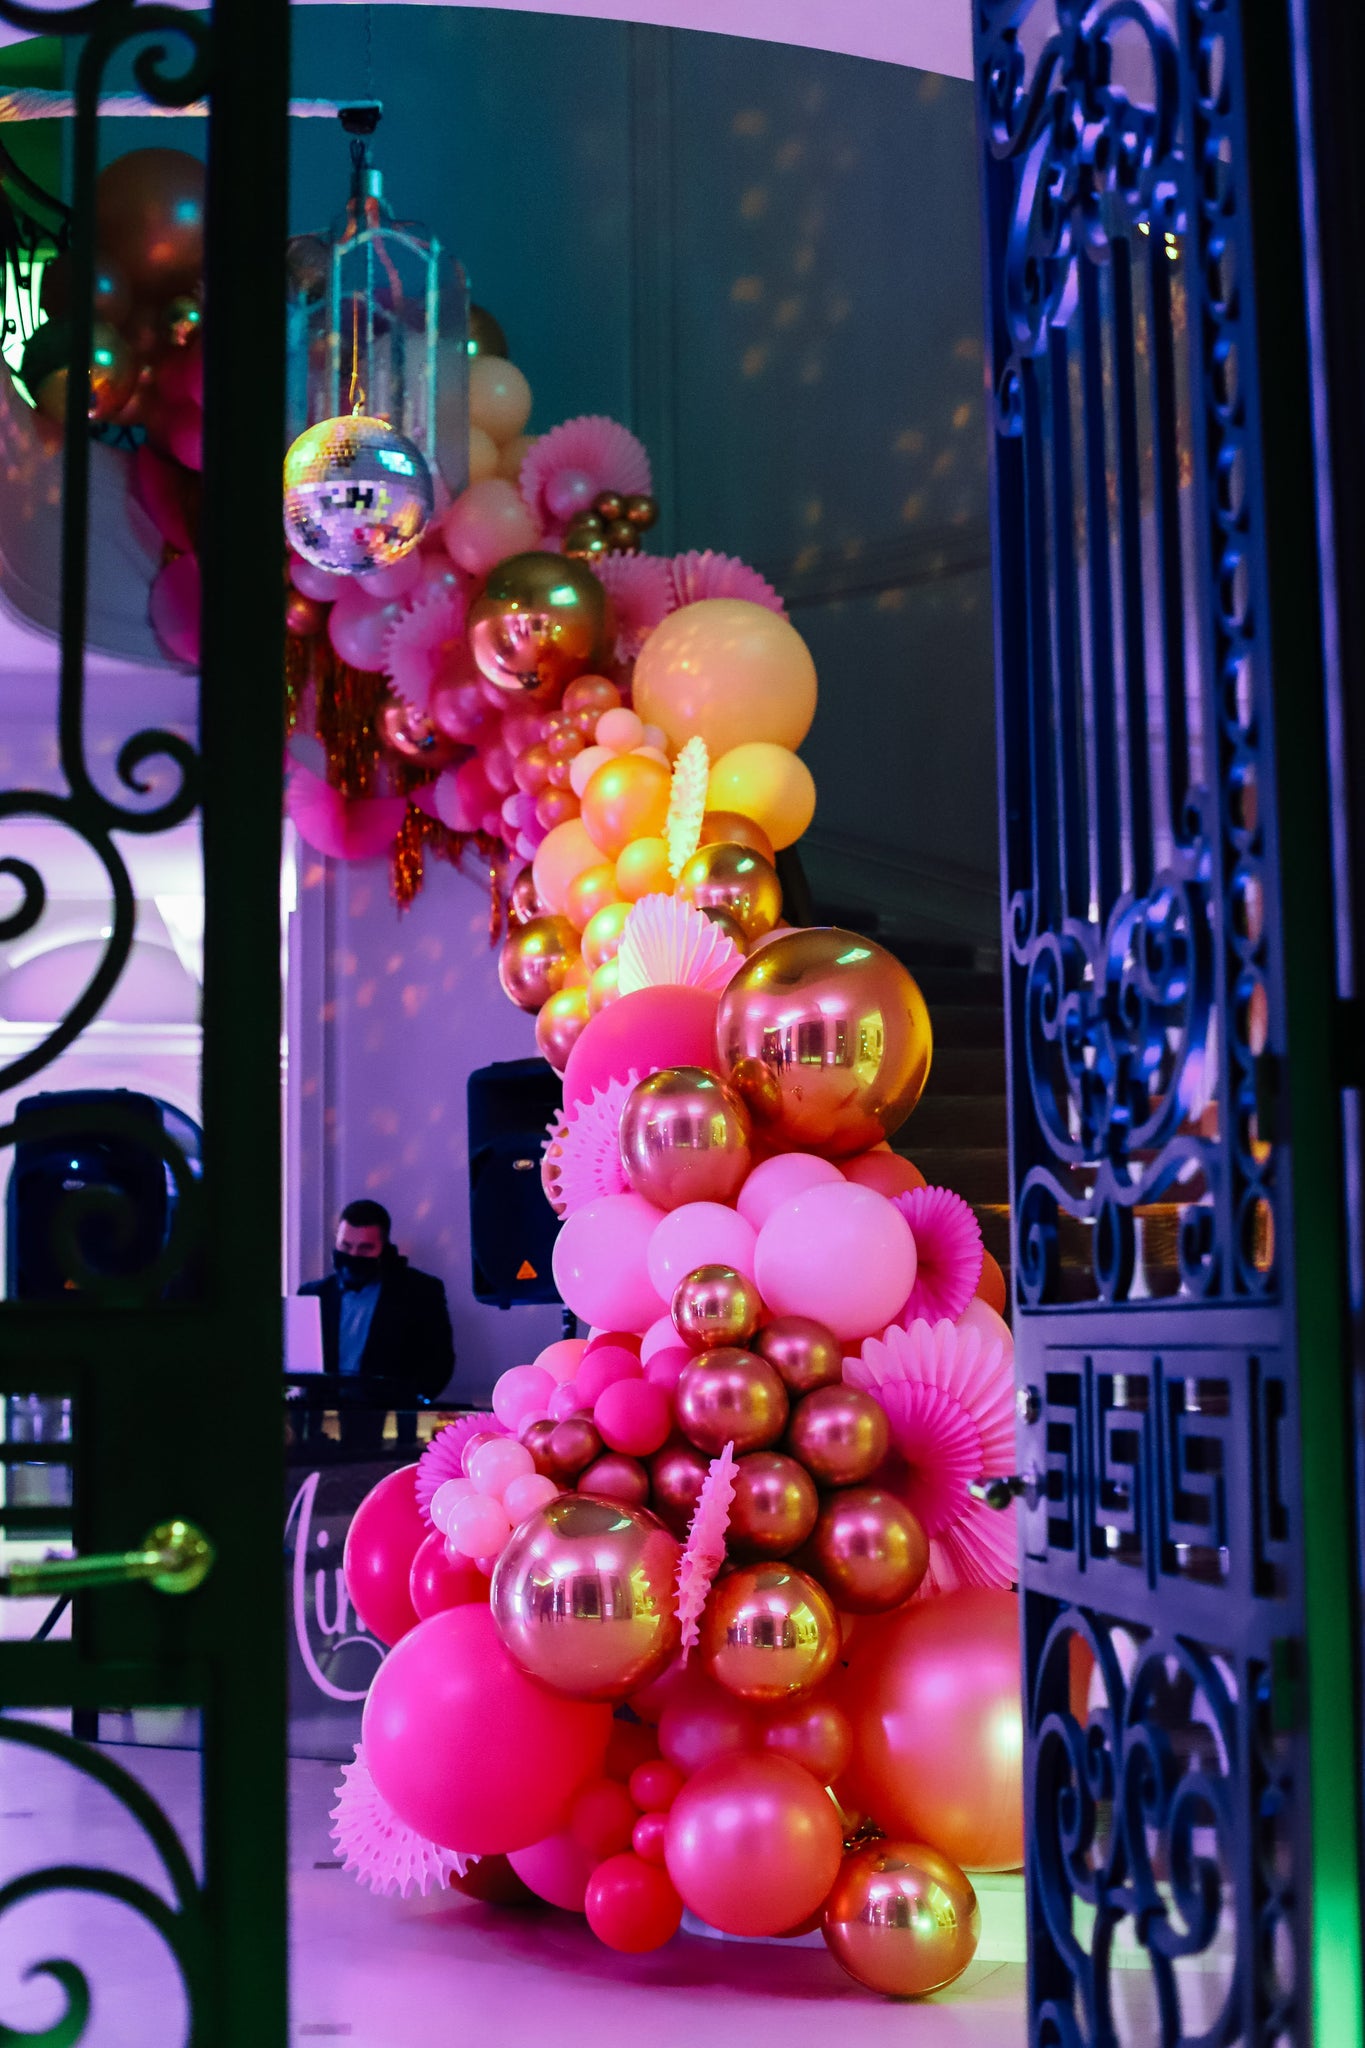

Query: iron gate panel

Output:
[974, 2, 1362, 2043]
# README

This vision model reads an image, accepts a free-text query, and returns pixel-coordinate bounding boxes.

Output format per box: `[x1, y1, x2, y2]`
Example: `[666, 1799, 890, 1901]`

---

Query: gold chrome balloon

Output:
[508, 865, 545, 925]
[647, 1440, 711, 1536]
[676, 1349, 789, 1456]
[497, 914, 581, 1012]
[467, 551, 613, 695]
[785, 1384, 890, 1487]
[715, 928, 933, 1158]
[491, 1494, 681, 1701]
[810, 1487, 928, 1614]
[670, 1264, 765, 1350]
[698, 811, 777, 864]
[535, 985, 591, 1071]
[822, 1841, 981, 1996]
[727, 1451, 819, 1559]
[619, 1068, 753, 1213]
[701, 1563, 838, 1701]
[678, 842, 783, 942]
[753, 1316, 844, 1395]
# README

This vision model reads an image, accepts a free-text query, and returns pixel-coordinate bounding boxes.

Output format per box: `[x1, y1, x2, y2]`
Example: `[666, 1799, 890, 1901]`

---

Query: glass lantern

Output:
[285, 106, 468, 496]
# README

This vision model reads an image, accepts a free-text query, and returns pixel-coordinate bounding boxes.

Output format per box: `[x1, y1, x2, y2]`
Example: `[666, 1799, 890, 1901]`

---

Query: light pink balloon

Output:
[446, 1491, 512, 1559]
[503, 1472, 560, 1523]
[647, 1202, 758, 1303]
[469, 1437, 536, 1498]
[328, 586, 403, 672]
[442, 477, 539, 576]
[956, 1296, 1015, 1364]
[641, 1314, 685, 1364]
[355, 548, 423, 600]
[290, 551, 353, 602]
[548, 1383, 586, 1422]
[552, 1193, 667, 1332]
[754, 1182, 917, 1344]
[535, 1337, 587, 1384]
[736, 1152, 844, 1233]
[492, 1364, 557, 1430]
[544, 467, 596, 523]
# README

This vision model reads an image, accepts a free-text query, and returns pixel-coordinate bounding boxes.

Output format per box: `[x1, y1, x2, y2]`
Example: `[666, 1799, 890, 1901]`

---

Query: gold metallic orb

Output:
[727, 1451, 819, 1559]
[785, 1384, 890, 1487]
[676, 1349, 789, 1456]
[467, 551, 614, 695]
[701, 1562, 838, 1702]
[497, 914, 581, 1013]
[678, 841, 783, 942]
[822, 1841, 980, 1997]
[809, 1487, 928, 1614]
[670, 1264, 764, 1350]
[752, 1316, 844, 1395]
[619, 1068, 753, 1212]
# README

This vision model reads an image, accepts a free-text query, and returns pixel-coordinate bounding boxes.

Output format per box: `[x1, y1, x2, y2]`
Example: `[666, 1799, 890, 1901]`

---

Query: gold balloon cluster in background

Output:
[563, 486, 659, 563]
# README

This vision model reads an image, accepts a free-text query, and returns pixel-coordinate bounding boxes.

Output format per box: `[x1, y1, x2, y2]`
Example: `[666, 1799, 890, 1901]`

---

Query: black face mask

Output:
[334, 1249, 384, 1289]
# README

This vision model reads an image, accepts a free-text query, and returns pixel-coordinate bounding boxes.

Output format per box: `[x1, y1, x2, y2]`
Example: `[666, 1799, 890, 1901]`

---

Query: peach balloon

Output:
[705, 743, 816, 851]
[737, 1152, 844, 1233]
[565, 861, 620, 932]
[569, 745, 612, 797]
[580, 753, 672, 859]
[536, 1337, 588, 1383]
[442, 477, 540, 577]
[536, 986, 591, 1072]
[841, 1151, 927, 1199]
[977, 1250, 1008, 1314]
[582, 900, 632, 970]
[840, 1588, 1024, 1871]
[498, 431, 536, 482]
[633, 599, 818, 759]
[664, 1753, 843, 1937]
[588, 958, 621, 1016]
[468, 353, 533, 442]
[468, 423, 499, 482]
[533, 817, 604, 916]
[615, 836, 673, 901]
[761, 1694, 853, 1782]
[957, 1296, 1015, 1366]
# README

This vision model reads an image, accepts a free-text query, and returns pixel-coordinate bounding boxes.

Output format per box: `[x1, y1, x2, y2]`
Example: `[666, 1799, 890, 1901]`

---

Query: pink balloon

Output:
[548, 1382, 587, 1423]
[647, 1203, 758, 1302]
[355, 548, 423, 599]
[641, 1314, 687, 1364]
[468, 1437, 535, 1497]
[328, 586, 403, 672]
[507, 1829, 598, 1911]
[593, 1379, 673, 1457]
[289, 551, 352, 602]
[561, 986, 722, 1114]
[737, 1152, 844, 1233]
[447, 1491, 512, 1559]
[551, 1193, 666, 1331]
[433, 756, 497, 833]
[644, 1347, 691, 1394]
[430, 679, 498, 744]
[164, 400, 202, 472]
[483, 743, 516, 796]
[663, 1754, 843, 1938]
[754, 1181, 917, 1343]
[363, 1604, 611, 1854]
[956, 1295, 1015, 1363]
[342, 1465, 425, 1648]
[492, 1364, 556, 1429]
[409, 1530, 488, 1620]
[154, 335, 202, 408]
[149, 553, 201, 666]
[503, 1472, 560, 1523]
[442, 477, 540, 576]
[534, 1337, 587, 1384]
[134, 443, 196, 551]
[658, 1668, 760, 1776]
[544, 467, 596, 522]
[577, 1344, 643, 1406]
[501, 709, 545, 757]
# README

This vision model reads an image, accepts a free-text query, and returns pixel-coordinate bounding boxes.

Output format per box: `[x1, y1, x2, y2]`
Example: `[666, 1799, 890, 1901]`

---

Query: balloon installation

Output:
[291, 299, 1027, 2002]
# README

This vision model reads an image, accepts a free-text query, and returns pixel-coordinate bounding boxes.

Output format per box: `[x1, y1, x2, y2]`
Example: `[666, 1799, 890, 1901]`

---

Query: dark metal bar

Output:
[1079, 257, 1120, 915]
[1147, 238, 1192, 845]
[1046, 322, 1088, 919]
[1022, 361, 1062, 919]
[1111, 235, 1153, 892]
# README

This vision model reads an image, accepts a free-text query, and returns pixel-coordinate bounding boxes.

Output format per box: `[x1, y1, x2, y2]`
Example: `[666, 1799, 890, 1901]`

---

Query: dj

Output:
[297, 1198, 454, 1447]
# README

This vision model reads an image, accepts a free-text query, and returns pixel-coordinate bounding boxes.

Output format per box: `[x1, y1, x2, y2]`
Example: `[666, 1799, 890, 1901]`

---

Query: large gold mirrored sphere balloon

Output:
[701, 1563, 838, 1701]
[715, 928, 932, 1158]
[619, 1068, 752, 1211]
[677, 842, 783, 942]
[491, 1494, 681, 1701]
[283, 415, 435, 573]
[467, 551, 613, 695]
[822, 1841, 981, 1996]
[497, 914, 580, 1012]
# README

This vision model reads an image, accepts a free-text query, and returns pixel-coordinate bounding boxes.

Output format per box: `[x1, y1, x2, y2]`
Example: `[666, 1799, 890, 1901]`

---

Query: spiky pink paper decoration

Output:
[668, 550, 785, 615]
[519, 416, 652, 534]
[541, 1106, 572, 1218]
[846, 1317, 1016, 1595]
[286, 764, 408, 862]
[595, 552, 674, 662]
[676, 1442, 738, 1652]
[891, 1185, 984, 1325]
[416, 1413, 506, 1527]
[383, 583, 468, 713]
[551, 1071, 639, 1215]
[331, 1744, 462, 1898]
[616, 894, 743, 997]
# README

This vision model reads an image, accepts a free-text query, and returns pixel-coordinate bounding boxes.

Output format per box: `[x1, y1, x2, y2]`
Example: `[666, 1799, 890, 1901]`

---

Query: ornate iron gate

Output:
[974, 3, 1362, 2043]
[0, 3, 288, 2043]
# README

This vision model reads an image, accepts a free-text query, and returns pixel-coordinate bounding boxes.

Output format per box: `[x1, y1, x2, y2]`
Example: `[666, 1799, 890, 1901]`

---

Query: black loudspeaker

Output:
[5, 1089, 203, 1300]
[467, 1058, 563, 1307]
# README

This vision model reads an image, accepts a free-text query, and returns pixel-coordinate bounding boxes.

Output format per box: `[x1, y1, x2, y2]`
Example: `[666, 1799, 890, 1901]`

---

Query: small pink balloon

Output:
[409, 1530, 488, 1619]
[290, 552, 352, 602]
[460, 1434, 499, 1478]
[595, 707, 646, 752]
[535, 1337, 588, 1384]
[434, 756, 497, 833]
[430, 1477, 476, 1531]
[355, 549, 423, 599]
[647, 1202, 758, 1302]
[544, 467, 596, 522]
[577, 1344, 644, 1406]
[551, 1192, 667, 1332]
[503, 1471, 560, 1523]
[468, 1437, 535, 1497]
[737, 1152, 845, 1233]
[594, 1379, 673, 1457]
[492, 1363, 557, 1429]
[644, 1347, 691, 1394]
[753, 1182, 917, 1344]
[431, 680, 497, 744]
[442, 477, 539, 577]
[548, 1382, 587, 1423]
[641, 1314, 687, 1364]
[569, 744, 613, 798]
[447, 1492, 512, 1559]
[956, 1296, 1015, 1363]
[328, 586, 403, 672]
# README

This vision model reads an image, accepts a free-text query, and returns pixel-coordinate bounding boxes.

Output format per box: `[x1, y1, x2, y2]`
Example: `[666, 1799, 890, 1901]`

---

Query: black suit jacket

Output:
[299, 1254, 454, 1405]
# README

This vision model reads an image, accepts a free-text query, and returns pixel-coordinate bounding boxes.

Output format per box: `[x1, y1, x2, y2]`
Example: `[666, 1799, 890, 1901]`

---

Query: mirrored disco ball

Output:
[283, 413, 435, 574]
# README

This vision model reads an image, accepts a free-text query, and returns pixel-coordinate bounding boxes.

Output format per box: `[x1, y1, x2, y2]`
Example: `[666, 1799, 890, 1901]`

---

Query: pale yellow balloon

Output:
[706, 744, 816, 851]
[469, 354, 533, 442]
[616, 836, 673, 901]
[498, 432, 536, 482]
[532, 817, 603, 917]
[633, 599, 817, 758]
[468, 423, 500, 482]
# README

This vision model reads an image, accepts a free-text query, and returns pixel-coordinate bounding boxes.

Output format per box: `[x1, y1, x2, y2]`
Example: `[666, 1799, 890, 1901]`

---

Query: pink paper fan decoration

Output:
[519, 416, 652, 532]
[383, 584, 469, 713]
[616, 895, 742, 996]
[676, 1441, 738, 1652]
[891, 1185, 984, 1325]
[331, 1743, 461, 1897]
[286, 765, 408, 861]
[846, 1317, 1016, 1595]
[552, 1071, 639, 1216]
[668, 550, 785, 615]
[416, 1412, 506, 1525]
[595, 552, 675, 661]
[541, 1106, 572, 1218]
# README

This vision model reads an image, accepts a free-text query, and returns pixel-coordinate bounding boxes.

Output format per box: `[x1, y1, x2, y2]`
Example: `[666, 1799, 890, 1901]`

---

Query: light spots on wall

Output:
[732, 108, 767, 137]
[731, 275, 764, 304]
[742, 345, 768, 379]
[739, 186, 769, 222]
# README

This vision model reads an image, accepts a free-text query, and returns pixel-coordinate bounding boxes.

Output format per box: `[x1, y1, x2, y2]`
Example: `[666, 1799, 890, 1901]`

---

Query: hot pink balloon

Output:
[508, 1829, 598, 1911]
[134, 443, 195, 551]
[148, 551, 200, 665]
[576, 1344, 643, 1406]
[409, 1530, 488, 1619]
[647, 1202, 758, 1302]
[328, 586, 403, 672]
[342, 1464, 425, 1647]
[594, 1378, 672, 1457]
[663, 1753, 843, 1938]
[442, 477, 540, 576]
[737, 1152, 845, 1233]
[754, 1181, 917, 1344]
[155, 334, 202, 407]
[433, 756, 497, 834]
[430, 678, 498, 744]
[644, 1347, 691, 1394]
[363, 1604, 611, 1854]
[164, 400, 202, 472]
[561, 986, 722, 1113]
[551, 1192, 667, 1332]
[286, 765, 407, 861]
